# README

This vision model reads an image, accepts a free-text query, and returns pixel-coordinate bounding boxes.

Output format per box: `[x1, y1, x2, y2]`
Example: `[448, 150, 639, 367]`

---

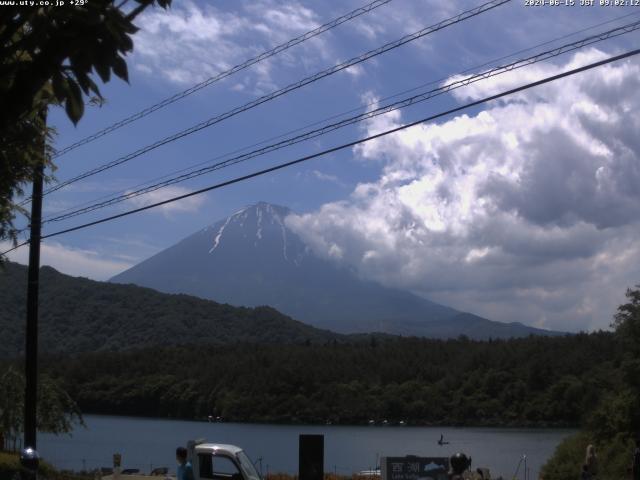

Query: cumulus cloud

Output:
[2, 241, 133, 281]
[286, 49, 640, 332]
[125, 186, 206, 217]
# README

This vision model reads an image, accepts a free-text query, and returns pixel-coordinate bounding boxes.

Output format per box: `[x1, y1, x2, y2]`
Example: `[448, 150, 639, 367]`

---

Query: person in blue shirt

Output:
[176, 447, 195, 480]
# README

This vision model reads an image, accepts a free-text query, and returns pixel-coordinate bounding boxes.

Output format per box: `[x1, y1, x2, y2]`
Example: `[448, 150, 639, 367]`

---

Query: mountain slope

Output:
[0, 261, 339, 358]
[111, 202, 558, 339]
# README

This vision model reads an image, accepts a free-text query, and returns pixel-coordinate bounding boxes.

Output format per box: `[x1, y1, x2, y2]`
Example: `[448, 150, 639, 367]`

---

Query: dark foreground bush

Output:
[540, 432, 635, 480]
[0, 451, 91, 480]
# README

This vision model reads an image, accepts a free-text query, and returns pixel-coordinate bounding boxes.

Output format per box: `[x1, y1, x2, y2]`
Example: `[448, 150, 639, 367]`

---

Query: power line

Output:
[38, 9, 640, 224]
[51, 0, 395, 159]
[4, 47, 638, 257]
[31, 0, 510, 202]
[38, 19, 640, 225]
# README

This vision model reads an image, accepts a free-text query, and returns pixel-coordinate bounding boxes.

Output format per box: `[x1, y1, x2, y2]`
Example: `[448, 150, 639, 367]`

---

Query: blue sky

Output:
[6, 0, 640, 331]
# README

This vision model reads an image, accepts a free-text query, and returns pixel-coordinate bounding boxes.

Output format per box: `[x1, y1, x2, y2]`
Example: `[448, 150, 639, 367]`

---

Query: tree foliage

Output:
[29, 331, 619, 427]
[0, 262, 338, 359]
[0, 0, 171, 245]
[542, 286, 640, 480]
[540, 432, 591, 480]
[541, 432, 636, 480]
[612, 285, 640, 356]
[0, 366, 84, 451]
[1, 0, 171, 128]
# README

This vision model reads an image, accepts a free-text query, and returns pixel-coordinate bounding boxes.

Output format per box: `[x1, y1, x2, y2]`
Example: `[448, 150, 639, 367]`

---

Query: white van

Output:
[188, 442, 261, 480]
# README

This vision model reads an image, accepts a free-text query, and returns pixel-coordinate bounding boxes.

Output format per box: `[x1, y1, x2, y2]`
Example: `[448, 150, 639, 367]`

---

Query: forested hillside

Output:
[541, 286, 640, 480]
[34, 332, 618, 427]
[0, 262, 338, 358]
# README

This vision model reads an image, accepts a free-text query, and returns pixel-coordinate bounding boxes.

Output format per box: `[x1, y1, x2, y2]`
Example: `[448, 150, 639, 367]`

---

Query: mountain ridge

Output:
[0, 261, 340, 358]
[111, 201, 560, 339]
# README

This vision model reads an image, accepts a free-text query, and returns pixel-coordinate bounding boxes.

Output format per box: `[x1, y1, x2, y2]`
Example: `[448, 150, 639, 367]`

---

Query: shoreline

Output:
[36, 415, 573, 479]
[65, 412, 579, 431]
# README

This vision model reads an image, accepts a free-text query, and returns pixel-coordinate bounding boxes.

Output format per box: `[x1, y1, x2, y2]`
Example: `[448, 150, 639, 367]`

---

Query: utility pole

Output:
[24, 109, 46, 450]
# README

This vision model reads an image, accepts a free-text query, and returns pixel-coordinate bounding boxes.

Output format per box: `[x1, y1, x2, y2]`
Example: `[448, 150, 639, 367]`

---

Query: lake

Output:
[38, 415, 574, 479]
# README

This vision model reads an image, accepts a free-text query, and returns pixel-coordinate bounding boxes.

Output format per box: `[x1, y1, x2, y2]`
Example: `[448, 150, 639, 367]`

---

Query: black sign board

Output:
[299, 434, 324, 480]
[381, 456, 449, 480]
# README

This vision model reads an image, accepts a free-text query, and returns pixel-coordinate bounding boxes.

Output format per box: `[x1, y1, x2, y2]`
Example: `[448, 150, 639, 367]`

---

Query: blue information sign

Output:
[381, 456, 449, 480]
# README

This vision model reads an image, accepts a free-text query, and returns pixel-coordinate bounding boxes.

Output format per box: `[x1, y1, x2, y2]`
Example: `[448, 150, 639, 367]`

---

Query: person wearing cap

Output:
[176, 447, 194, 480]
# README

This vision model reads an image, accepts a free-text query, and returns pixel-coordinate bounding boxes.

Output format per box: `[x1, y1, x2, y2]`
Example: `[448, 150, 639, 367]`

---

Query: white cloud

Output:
[346, 0, 455, 41]
[2, 241, 132, 281]
[132, 0, 330, 89]
[286, 49, 640, 332]
[312, 169, 343, 185]
[59, 179, 133, 194]
[245, 0, 319, 41]
[125, 185, 206, 217]
[101, 234, 163, 263]
[344, 64, 365, 78]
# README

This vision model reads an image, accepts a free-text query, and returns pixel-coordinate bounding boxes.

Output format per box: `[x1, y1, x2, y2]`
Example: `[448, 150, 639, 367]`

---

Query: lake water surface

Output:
[38, 415, 574, 479]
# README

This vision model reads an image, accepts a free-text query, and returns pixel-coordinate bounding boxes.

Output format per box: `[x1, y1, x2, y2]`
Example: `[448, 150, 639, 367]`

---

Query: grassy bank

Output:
[0, 451, 92, 480]
[0, 456, 368, 480]
[266, 475, 371, 480]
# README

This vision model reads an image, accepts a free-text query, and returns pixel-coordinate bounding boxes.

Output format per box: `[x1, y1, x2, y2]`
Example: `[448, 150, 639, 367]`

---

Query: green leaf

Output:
[64, 79, 84, 124]
[112, 55, 128, 82]
[119, 32, 134, 52]
[75, 71, 101, 98]
[94, 60, 111, 83]
[51, 72, 67, 103]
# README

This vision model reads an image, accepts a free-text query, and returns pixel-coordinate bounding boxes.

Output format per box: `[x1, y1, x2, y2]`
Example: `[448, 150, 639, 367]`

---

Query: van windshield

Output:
[236, 451, 261, 480]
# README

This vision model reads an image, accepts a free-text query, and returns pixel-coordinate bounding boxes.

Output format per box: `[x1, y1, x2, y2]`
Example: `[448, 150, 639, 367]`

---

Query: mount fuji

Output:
[111, 202, 557, 339]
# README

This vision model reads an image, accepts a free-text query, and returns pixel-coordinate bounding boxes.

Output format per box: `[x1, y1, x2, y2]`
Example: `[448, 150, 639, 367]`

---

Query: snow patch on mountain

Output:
[210, 215, 232, 253]
[256, 206, 263, 240]
[210, 206, 253, 253]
